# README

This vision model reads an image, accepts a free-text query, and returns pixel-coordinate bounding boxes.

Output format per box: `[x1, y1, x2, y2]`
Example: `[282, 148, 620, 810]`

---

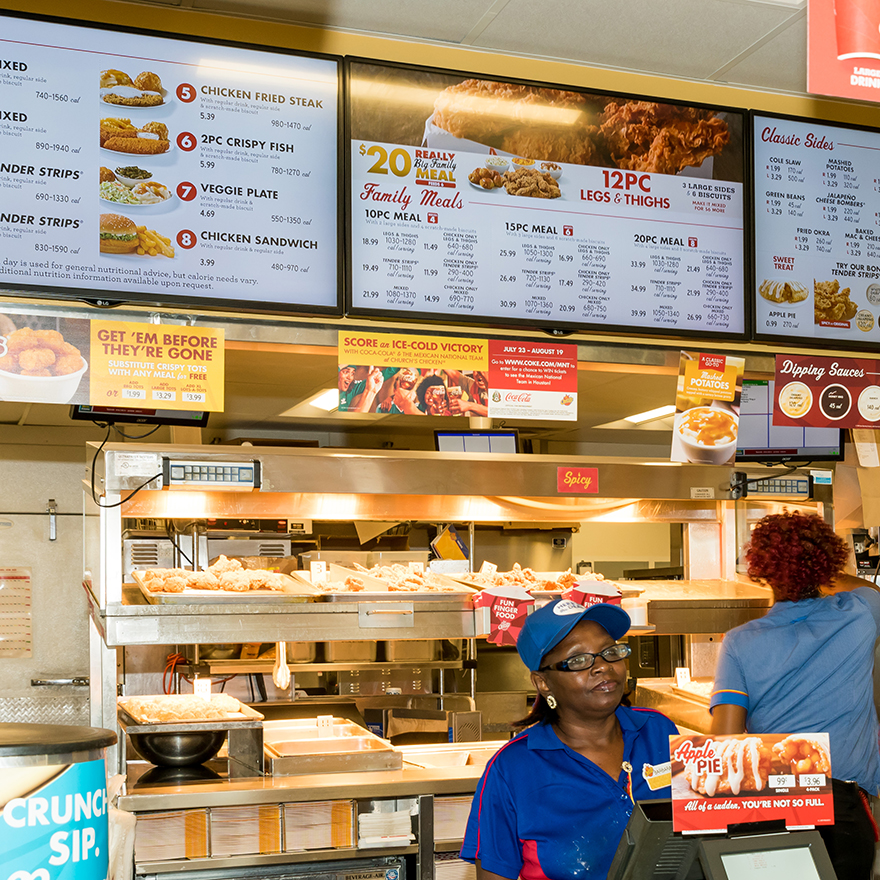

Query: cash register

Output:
[607, 799, 836, 880]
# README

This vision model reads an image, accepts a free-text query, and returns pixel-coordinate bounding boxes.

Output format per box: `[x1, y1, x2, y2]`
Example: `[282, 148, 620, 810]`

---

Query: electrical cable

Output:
[114, 424, 162, 440]
[89, 421, 162, 508]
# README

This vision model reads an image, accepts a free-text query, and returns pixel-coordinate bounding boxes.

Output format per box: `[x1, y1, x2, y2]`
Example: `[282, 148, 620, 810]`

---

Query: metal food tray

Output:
[131, 569, 322, 605]
[117, 697, 264, 730]
[262, 718, 402, 774]
[314, 563, 476, 602]
[448, 570, 643, 598]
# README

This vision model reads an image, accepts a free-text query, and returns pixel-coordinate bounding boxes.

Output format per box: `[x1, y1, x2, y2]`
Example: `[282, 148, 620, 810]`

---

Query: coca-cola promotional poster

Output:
[669, 732, 834, 834]
[337, 331, 577, 420]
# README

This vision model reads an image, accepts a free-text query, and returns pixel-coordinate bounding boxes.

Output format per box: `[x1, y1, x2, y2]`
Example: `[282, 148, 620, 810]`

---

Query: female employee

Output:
[711, 511, 880, 879]
[461, 598, 677, 880]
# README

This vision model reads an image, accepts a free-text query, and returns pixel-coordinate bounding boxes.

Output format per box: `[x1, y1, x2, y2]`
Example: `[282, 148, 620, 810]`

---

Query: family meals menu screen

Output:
[0, 13, 340, 314]
[347, 59, 748, 338]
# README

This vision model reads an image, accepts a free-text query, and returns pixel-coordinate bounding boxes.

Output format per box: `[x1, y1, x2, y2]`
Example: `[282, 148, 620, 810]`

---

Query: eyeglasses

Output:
[539, 643, 632, 673]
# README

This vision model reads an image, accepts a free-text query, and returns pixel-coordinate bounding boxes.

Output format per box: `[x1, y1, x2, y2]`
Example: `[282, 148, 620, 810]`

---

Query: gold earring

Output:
[546, 694, 557, 709]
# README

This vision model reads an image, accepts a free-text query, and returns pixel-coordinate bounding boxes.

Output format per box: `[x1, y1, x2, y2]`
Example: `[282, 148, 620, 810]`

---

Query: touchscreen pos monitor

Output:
[606, 800, 836, 880]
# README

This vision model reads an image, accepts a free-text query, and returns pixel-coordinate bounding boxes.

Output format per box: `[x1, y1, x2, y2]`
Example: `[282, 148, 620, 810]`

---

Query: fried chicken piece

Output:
[52, 355, 83, 376]
[433, 79, 601, 144]
[6, 328, 38, 353]
[209, 555, 243, 575]
[134, 71, 163, 93]
[503, 168, 560, 198]
[219, 572, 251, 592]
[104, 136, 170, 155]
[18, 347, 56, 372]
[100, 166, 117, 183]
[103, 92, 165, 108]
[814, 279, 856, 323]
[501, 127, 606, 166]
[20, 368, 53, 377]
[0, 353, 18, 373]
[160, 575, 186, 593]
[33, 329, 65, 351]
[185, 570, 221, 590]
[100, 69, 133, 88]
[598, 101, 729, 174]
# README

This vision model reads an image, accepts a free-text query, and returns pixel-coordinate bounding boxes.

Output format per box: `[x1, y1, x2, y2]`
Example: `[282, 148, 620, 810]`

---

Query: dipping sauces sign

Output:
[774, 353, 880, 428]
[0, 13, 339, 314]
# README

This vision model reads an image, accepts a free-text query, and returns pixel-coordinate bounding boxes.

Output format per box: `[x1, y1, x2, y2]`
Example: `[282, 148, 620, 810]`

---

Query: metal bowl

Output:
[130, 730, 226, 767]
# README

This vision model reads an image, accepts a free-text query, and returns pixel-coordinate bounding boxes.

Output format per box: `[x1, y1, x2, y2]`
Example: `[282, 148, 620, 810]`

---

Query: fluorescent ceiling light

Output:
[625, 404, 676, 424]
[309, 388, 339, 411]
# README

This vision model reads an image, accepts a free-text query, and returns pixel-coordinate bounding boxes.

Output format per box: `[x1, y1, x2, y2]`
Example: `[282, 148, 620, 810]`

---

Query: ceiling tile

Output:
[716, 16, 807, 92]
[474, 0, 799, 82]
[190, 0, 493, 43]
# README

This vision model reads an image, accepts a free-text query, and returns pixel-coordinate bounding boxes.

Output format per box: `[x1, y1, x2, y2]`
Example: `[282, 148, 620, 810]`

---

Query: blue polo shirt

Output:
[710, 586, 880, 792]
[460, 706, 677, 880]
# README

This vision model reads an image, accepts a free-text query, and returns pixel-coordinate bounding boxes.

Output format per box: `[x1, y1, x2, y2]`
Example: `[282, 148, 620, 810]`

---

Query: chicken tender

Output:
[0, 354, 18, 373]
[141, 121, 168, 139]
[219, 572, 251, 592]
[209, 554, 243, 575]
[18, 347, 57, 372]
[185, 570, 221, 590]
[100, 69, 133, 88]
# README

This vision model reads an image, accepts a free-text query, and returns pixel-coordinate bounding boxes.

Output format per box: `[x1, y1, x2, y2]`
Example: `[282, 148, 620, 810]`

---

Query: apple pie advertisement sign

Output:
[669, 732, 833, 833]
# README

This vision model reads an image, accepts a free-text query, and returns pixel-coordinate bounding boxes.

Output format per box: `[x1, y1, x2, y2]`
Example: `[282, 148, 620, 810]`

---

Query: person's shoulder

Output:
[622, 705, 678, 735]
[836, 583, 880, 616]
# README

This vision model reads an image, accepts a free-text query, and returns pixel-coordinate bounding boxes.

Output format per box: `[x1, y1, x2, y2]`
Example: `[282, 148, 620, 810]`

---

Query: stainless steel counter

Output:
[119, 764, 484, 812]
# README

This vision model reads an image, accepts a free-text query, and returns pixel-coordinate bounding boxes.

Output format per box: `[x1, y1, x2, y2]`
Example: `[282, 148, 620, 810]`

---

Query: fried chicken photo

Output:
[100, 69, 133, 88]
[133, 71, 163, 93]
[598, 101, 730, 174]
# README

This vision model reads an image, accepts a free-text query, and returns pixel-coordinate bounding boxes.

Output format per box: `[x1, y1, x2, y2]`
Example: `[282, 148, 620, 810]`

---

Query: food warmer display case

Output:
[84, 444, 818, 876]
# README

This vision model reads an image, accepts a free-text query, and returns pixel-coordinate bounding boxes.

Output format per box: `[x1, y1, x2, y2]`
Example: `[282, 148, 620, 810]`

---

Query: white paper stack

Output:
[434, 796, 473, 841]
[210, 804, 281, 856]
[357, 809, 415, 848]
[284, 800, 355, 851]
[435, 853, 477, 880]
[134, 809, 208, 862]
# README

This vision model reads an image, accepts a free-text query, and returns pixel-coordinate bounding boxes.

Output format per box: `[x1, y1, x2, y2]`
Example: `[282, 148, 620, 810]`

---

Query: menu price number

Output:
[499, 274, 516, 283]
[799, 774, 826, 787]
[271, 215, 304, 224]
[35, 91, 77, 103]
[631, 260, 646, 268]
[823, 171, 838, 188]
[182, 392, 206, 403]
[122, 388, 146, 400]
[424, 268, 438, 276]
[359, 144, 412, 177]
[200, 259, 215, 267]
[686, 265, 701, 273]
[558, 254, 573, 263]
[362, 290, 380, 299]
[631, 284, 646, 293]
[362, 263, 379, 272]
[153, 390, 175, 401]
[559, 279, 573, 287]
[631, 309, 647, 317]
[499, 249, 516, 258]
[499, 300, 517, 309]
[687, 313, 703, 322]
[200, 160, 215, 169]
[200, 112, 215, 121]
[200, 210, 215, 218]
[794, 242, 810, 251]
[363, 237, 379, 246]
[686, 289, 700, 297]
[424, 243, 438, 251]
[271, 167, 302, 177]
[424, 294, 440, 303]
[558, 303, 575, 312]
[271, 263, 301, 272]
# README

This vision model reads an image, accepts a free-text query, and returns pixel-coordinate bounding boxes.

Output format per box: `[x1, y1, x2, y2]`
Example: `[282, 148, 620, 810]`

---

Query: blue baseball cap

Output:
[516, 598, 631, 672]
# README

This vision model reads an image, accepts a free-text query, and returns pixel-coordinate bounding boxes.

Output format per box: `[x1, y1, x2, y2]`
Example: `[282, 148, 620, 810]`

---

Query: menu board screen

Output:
[348, 60, 747, 338]
[0, 13, 341, 314]
[753, 112, 880, 349]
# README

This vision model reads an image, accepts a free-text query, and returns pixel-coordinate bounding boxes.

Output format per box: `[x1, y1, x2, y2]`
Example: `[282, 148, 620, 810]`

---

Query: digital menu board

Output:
[753, 112, 880, 349]
[347, 59, 747, 338]
[0, 13, 341, 315]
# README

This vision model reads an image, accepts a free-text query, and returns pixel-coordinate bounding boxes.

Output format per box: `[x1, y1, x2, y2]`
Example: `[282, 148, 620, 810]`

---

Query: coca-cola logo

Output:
[505, 391, 532, 403]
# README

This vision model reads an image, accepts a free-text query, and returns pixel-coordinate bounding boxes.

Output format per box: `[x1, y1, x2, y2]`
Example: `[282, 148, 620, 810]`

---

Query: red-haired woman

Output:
[711, 511, 880, 879]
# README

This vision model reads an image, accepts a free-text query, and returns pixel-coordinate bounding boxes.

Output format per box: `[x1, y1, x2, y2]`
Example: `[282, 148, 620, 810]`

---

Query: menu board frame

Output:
[345, 56, 751, 341]
[751, 108, 880, 352]
[0, 10, 344, 318]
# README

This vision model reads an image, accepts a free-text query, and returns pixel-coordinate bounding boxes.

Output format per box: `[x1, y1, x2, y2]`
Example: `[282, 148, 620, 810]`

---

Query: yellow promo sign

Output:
[681, 353, 740, 403]
[89, 321, 224, 411]
[339, 331, 488, 371]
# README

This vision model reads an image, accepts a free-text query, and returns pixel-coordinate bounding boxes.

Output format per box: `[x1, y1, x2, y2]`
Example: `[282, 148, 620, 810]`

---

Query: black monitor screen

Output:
[434, 429, 519, 454]
[736, 380, 842, 463]
[70, 404, 208, 426]
[699, 831, 835, 880]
